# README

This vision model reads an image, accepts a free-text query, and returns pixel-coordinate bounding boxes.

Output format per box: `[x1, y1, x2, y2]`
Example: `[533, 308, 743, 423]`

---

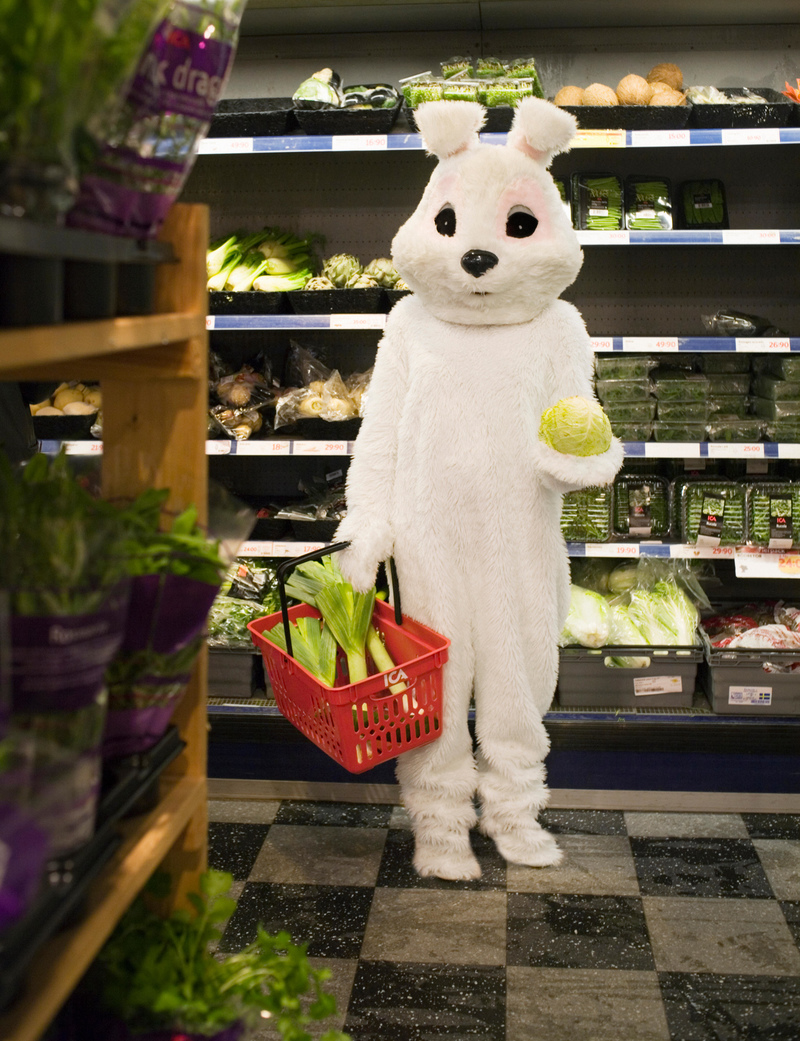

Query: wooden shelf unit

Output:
[0, 202, 211, 1041]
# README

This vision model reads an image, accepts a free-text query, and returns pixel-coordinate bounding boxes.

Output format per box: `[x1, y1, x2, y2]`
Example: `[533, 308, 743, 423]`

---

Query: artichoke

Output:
[304, 276, 336, 290]
[322, 253, 362, 287]
[394, 278, 410, 291]
[363, 257, 399, 287]
[345, 273, 380, 289]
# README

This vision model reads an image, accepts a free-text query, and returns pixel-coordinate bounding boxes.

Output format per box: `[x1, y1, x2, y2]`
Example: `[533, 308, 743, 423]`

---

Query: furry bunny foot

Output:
[481, 821, 563, 868]
[413, 837, 482, 880]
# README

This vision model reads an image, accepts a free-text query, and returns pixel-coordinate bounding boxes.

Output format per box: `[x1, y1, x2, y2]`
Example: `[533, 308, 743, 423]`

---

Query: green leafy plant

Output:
[96, 869, 351, 1040]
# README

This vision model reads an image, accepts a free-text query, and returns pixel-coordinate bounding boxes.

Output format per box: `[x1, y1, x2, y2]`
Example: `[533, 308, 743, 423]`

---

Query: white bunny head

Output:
[392, 97, 582, 326]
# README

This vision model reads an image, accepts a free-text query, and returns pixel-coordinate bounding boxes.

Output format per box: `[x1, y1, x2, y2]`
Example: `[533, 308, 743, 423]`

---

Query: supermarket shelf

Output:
[567, 542, 735, 559]
[0, 775, 206, 1041]
[0, 313, 206, 377]
[0, 214, 173, 264]
[199, 125, 800, 156]
[575, 229, 800, 245]
[206, 313, 386, 330]
[591, 336, 799, 353]
[623, 442, 796, 459]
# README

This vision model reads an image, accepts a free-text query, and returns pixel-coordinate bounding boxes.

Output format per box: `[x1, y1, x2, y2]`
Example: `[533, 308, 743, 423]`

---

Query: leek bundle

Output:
[206, 226, 317, 293]
[265, 615, 338, 688]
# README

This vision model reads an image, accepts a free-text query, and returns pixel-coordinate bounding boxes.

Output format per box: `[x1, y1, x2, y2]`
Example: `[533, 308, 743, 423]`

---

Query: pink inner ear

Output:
[495, 178, 552, 240]
[507, 127, 549, 163]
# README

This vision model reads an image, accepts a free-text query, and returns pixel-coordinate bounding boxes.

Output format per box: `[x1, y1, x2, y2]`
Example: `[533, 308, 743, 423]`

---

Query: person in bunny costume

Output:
[336, 97, 623, 881]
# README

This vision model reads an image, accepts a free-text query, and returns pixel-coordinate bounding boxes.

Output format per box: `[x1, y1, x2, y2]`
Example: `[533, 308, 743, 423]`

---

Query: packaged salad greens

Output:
[747, 482, 800, 547]
[766, 421, 800, 442]
[613, 474, 670, 537]
[595, 356, 656, 381]
[571, 174, 624, 231]
[625, 177, 673, 231]
[441, 57, 474, 79]
[753, 375, 800, 401]
[705, 373, 752, 396]
[697, 354, 752, 374]
[653, 422, 708, 442]
[753, 397, 800, 419]
[678, 479, 747, 545]
[706, 416, 764, 442]
[608, 421, 653, 441]
[652, 371, 710, 402]
[757, 356, 800, 381]
[605, 400, 657, 422]
[708, 395, 752, 418]
[561, 486, 613, 542]
[656, 400, 710, 422]
[442, 81, 479, 102]
[595, 378, 653, 404]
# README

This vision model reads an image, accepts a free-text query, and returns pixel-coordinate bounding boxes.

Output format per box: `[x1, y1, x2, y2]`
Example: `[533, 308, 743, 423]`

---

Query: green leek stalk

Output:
[315, 583, 375, 684]
[264, 615, 338, 687]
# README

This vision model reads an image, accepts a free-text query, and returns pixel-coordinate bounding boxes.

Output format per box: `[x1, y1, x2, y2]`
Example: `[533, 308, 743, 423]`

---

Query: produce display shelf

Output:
[575, 229, 800, 245]
[623, 441, 797, 459]
[0, 775, 206, 1041]
[206, 313, 387, 330]
[198, 125, 800, 156]
[0, 214, 173, 265]
[591, 336, 799, 353]
[39, 439, 358, 456]
[567, 542, 736, 560]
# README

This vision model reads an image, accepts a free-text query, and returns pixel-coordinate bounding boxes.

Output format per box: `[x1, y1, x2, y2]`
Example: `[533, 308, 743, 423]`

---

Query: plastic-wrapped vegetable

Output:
[207, 596, 265, 649]
[753, 397, 800, 420]
[653, 422, 707, 442]
[627, 578, 698, 646]
[747, 482, 800, 547]
[680, 179, 728, 229]
[606, 603, 650, 667]
[706, 416, 763, 442]
[625, 177, 673, 231]
[697, 354, 752, 375]
[758, 356, 800, 382]
[561, 486, 613, 542]
[708, 395, 751, 418]
[656, 400, 710, 421]
[595, 357, 657, 381]
[613, 474, 670, 537]
[705, 374, 751, 396]
[753, 375, 800, 401]
[569, 558, 615, 594]
[678, 479, 747, 545]
[560, 586, 611, 648]
[595, 378, 654, 404]
[607, 563, 640, 595]
[653, 371, 710, 402]
[609, 421, 653, 441]
[701, 309, 783, 338]
[605, 400, 657, 421]
[572, 174, 624, 231]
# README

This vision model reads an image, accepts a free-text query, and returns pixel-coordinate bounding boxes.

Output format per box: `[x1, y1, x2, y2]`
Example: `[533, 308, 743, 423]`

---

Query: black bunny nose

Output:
[460, 250, 499, 278]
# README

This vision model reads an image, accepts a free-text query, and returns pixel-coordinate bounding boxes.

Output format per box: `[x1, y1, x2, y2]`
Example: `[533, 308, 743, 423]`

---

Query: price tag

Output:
[722, 229, 781, 245]
[205, 440, 232, 455]
[622, 337, 679, 352]
[198, 137, 254, 154]
[236, 440, 291, 455]
[573, 129, 626, 149]
[239, 541, 276, 557]
[585, 543, 639, 558]
[779, 554, 800, 575]
[645, 442, 700, 458]
[736, 337, 792, 352]
[590, 338, 615, 351]
[735, 547, 800, 578]
[64, 440, 102, 455]
[721, 127, 781, 146]
[634, 675, 683, 696]
[292, 441, 350, 456]
[576, 230, 630, 244]
[206, 315, 215, 330]
[707, 443, 764, 459]
[329, 313, 386, 330]
[269, 542, 300, 558]
[331, 135, 387, 151]
[630, 129, 690, 148]
[671, 544, 734, 559]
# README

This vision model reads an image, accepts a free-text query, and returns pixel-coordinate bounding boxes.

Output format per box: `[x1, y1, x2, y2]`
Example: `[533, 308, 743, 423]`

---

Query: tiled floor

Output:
[208, 800, 800, 1040]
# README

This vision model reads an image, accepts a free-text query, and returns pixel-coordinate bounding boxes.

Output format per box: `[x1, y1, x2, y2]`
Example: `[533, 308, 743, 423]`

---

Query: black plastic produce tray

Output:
[249, 514, 291, 540]
[700, 628, 800, 715]
[689, 88, 791, 129]
[405, 102, 516, 133]
[385, 288, 412, 309]
[291, 416, 362, 440]
[209, 649, 258, 699]
[558, 645, 702, 708]
[33, 411, 99, 441]
[294, 99, 402, 135]
[209, 97, 296, 137]
[288, 288, 385, 314]
[558, 103, 692, 131]
[290, 518, 340, 542]
[209, 290, 287, 315]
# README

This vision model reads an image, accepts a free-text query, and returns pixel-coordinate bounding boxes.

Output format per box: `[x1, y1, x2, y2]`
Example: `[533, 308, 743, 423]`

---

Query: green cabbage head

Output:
[539, 396, 612, 457]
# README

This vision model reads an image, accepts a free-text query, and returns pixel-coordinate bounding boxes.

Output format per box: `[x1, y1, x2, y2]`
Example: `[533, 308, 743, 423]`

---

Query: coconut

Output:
[83, 388, 103, 409]
[35, 407, 64, 416]
[646, 63, 683, 91]
[29, 399, 52, 414]
[582, 83, 619, 107]
[53, 388, 84, 410]
[554, 85, 584, 106]
[649, 88, 686, 107]
[615, 74, 653, 106]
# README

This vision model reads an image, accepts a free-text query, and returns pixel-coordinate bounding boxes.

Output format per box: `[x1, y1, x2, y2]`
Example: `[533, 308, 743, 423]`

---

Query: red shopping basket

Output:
[248, 544, 448, 773]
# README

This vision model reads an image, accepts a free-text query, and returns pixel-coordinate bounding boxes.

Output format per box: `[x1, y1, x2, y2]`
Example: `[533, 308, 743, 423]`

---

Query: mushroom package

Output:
[335, 97, 623, 880]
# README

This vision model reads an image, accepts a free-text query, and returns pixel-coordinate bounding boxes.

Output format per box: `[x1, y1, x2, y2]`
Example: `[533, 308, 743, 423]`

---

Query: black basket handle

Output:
[276, 542, 402, 658]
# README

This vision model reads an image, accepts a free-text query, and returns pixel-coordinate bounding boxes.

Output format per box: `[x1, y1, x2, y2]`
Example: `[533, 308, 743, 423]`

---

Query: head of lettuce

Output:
[539, 396, 613, 457]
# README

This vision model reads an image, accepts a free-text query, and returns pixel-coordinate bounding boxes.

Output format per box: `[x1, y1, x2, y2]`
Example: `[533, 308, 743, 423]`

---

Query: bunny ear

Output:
[507, 97, 578, 167]
[414, 101, 486, 159]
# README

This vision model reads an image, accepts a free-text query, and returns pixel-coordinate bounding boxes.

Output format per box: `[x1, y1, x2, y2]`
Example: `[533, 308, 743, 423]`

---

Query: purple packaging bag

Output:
[75, 1014, 246, 1041]
[0, 803, 50, 931]
[103, 674, 191, 758]
[122, 574, 219, 656]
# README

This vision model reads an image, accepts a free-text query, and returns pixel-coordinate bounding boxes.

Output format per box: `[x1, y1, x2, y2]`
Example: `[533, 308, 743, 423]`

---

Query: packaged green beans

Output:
[613, 474, 670, 537]
[747, 482, 800, 547]
[572, 173, 624, 231]
[625, 177, 673, 231]
[678, 479, 747, 545]
[679, 179, 728, 229]
[561, 486, 613, 542]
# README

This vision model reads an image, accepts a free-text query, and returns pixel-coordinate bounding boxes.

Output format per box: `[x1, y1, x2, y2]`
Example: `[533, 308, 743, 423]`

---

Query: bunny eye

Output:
[506, 205, 538, 238]
[434, 205, 456, 237]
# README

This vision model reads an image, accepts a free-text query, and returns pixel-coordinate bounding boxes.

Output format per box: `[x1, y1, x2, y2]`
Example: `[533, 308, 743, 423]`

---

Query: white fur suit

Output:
[337, 98, 623, 880]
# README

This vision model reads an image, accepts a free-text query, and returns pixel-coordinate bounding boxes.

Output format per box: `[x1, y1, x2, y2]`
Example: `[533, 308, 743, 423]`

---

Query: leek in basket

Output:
[265, 615, 338, 688]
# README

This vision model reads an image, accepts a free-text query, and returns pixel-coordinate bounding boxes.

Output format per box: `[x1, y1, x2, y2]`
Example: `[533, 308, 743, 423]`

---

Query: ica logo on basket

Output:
[385, 668, 409, 688]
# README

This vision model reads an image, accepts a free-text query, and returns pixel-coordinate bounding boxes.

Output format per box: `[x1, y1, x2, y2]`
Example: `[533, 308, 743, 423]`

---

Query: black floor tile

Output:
[781, 901, 800, 947]
[630, 837, 774, 899]
[218, 881, 373, 959]
[273, 800, 394, 828]
[207, 822, 270, 881]
[659, 972, 800, 1041]
[538, 809, 627, 836]
[743, 814, 800, 841]
[507, 893, 654, 970]
[375, 828, 506, 890]
[344, 960, 506, 1040]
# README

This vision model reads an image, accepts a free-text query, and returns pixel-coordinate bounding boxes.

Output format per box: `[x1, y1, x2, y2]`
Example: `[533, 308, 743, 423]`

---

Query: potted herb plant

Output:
[80, 869, 350, 1041]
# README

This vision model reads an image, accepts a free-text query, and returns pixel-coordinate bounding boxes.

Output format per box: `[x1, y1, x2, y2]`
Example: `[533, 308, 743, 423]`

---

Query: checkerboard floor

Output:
[208, 800, 800, 1040]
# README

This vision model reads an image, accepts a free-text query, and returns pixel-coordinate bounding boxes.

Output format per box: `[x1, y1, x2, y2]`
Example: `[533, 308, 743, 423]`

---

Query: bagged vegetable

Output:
[560, 586, 611, 648]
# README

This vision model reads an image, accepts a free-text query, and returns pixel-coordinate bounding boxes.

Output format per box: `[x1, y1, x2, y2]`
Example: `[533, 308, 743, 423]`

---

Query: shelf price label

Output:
[736, 337, 792, 352]
[198, 137, 254, 155]
[576, 230, 630, 245]
[238, 541, 274, 557]
[206, 315, 215, 329]
[64, 440, 102, 455]
[707, 443, 764, 459]
[630, 129, 690, 148]
[672, 544, 735, 559]
[721, 127, 781, 146]
[585, 543, 639, 558]
[722, 229, 781, 245]
[292, 441, 350, 456]
[735, 547, 800, 578]
[329, 313, 386, 330]
[331, 135, 387, 151]
[236, 440, 291, 455]
[590, 338, 615, 351]
[573, 129, 626, 149]
[622, 337, 679, 352]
